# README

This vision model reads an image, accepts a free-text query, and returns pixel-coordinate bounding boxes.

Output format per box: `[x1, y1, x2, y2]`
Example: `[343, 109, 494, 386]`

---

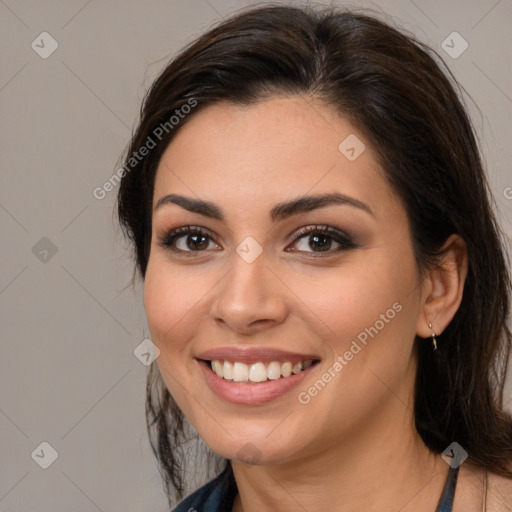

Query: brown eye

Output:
[180, 233, 210, 251]
[158, 226, 220, 255]
[308, 233, 333, 252]
[288, 225, 357, 254]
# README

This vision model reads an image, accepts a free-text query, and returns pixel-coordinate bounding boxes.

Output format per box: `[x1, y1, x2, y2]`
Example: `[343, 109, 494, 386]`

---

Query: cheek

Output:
[300, 248, 421, 410]
[143, 261, 203, 418]
[143, 259, 199, 357]
[144, 266, 172, 344]
[289, 258, 420, 440]
[297, 251, 417, 347]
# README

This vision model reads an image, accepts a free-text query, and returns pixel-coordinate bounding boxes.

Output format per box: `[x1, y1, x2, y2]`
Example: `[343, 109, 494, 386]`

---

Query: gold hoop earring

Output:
[428, 322, 438, 350]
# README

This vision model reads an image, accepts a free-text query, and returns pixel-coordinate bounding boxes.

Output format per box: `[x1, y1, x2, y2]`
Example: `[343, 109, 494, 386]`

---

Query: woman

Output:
[117, 5, 512, 511]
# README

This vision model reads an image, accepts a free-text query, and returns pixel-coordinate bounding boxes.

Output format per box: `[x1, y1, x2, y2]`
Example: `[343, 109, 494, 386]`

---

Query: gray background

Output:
[1, 0, 511, 510]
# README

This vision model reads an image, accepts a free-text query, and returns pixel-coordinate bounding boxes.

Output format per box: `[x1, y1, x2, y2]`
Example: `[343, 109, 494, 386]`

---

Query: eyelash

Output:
[157, 224, 357, 257]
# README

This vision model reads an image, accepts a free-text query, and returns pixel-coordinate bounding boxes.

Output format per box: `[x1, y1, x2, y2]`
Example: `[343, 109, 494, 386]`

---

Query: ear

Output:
[416, 234, 468, 338]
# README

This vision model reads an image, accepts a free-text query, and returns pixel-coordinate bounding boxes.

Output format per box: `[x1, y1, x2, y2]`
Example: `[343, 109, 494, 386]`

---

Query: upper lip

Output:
[195, 346, 320, 365]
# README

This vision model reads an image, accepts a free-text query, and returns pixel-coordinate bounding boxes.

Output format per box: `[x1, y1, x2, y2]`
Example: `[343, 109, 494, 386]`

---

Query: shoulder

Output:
[171, 465, 237, 512]
[455, 462, 512, 511]
[487, 470, 512, 511]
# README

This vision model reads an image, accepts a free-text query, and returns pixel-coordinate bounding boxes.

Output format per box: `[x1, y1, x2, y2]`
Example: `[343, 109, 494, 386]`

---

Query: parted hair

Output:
[116, 4, 512, 506]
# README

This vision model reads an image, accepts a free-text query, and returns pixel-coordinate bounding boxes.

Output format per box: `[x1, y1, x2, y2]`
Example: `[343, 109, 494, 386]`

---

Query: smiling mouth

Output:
[203, 359, 321, 383]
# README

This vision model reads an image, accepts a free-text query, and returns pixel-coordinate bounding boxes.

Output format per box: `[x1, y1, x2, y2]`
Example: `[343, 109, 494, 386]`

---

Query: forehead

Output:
[153, 96, 396, 220]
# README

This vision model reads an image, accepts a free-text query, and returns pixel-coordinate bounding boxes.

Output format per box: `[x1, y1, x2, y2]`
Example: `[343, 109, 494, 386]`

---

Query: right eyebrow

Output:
[154, 194, 223, 220]
[154, 192, 374, 222]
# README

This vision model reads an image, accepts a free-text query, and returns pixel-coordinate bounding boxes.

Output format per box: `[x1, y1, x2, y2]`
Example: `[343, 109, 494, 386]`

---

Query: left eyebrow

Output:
[153, 192, 374, 221]
[269, 192, 374, 221]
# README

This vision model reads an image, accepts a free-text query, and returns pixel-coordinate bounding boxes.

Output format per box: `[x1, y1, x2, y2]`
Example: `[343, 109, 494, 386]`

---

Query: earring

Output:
[428, 322, 438, 351]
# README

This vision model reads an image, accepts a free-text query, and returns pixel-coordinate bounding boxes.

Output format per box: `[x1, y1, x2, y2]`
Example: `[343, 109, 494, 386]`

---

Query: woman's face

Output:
[144, 96, 425, 465]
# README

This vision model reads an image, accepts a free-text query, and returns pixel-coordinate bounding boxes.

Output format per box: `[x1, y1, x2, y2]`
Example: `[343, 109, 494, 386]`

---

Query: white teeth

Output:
[212, 360, 224, 377]
[223, 361, 234, 380]
[210, 359, 315, 382]
[233, 362, 249, 382]
[281, 361, 292, 377]
[267, 361, 282, 380]
[292, 362, 304, 374]
[249, 362, 267, 382]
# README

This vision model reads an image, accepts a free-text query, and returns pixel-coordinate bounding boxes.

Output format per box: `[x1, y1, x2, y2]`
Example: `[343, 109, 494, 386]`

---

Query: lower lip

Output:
[197, 360, 318, 405]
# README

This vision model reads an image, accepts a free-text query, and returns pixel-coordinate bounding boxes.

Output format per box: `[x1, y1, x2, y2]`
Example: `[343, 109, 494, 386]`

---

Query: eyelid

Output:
[157, 223, 357, 256]
[286, 224, 357, 253]
[157, 225, 220, 253]
[288, 224, 353, 243]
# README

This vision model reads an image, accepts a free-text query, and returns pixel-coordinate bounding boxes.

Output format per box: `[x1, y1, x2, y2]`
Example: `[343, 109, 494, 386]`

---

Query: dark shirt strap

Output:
[435, 466, 460, 512]
[172, 462, 460, 512]
[172, 463, 236, 512]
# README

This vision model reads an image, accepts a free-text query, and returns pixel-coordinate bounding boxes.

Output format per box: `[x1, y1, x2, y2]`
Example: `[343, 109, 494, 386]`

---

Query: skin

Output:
[143, 95, 509, 511]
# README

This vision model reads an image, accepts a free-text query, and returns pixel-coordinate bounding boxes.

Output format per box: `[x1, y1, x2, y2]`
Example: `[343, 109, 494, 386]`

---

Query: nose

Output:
[209, 250, 288, 336]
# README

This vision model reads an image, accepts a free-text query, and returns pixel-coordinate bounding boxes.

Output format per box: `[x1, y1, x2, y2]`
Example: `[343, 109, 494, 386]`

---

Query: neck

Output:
[231, 381, 450, 512]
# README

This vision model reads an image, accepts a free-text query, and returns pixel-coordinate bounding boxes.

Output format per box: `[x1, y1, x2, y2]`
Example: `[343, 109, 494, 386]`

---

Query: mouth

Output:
[204, 358, 319, 383]
[195, 347, 321, 405]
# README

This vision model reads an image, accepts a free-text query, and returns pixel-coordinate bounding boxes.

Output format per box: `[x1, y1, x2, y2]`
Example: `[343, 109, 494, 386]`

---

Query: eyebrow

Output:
[154, 192, 374, 222]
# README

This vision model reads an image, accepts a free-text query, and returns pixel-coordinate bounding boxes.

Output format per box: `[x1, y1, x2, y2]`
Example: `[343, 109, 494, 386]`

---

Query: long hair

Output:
[117, 4, 512, 506]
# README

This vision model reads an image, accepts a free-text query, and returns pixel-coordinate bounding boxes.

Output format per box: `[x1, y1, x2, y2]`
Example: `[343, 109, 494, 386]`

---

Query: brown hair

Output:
[116, 4, 512, 505]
